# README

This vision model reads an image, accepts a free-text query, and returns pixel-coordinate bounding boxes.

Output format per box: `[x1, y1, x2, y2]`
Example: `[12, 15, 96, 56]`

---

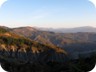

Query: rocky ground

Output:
[1, 56, 96, 72]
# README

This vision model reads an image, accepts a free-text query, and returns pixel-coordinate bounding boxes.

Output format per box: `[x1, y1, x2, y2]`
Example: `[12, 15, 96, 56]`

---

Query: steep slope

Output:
[0, 27, 67, 64]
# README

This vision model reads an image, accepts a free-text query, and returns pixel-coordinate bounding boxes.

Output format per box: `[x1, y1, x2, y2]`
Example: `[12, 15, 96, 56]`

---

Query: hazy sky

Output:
[0, 0, 96, 28]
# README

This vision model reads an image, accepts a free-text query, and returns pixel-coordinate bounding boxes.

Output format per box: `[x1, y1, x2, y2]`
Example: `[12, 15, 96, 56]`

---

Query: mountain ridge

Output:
[0, 26, 96, 72]
[1, 26, 96, 52]
[4, 26, 95, 54]
[0, 27, 67, 61]
[1, 25, 96, 33]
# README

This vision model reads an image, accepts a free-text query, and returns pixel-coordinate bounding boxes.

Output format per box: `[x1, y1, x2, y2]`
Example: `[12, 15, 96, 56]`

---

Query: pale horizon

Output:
[1, 25, 96, 29]
[0, 0, 96, 28]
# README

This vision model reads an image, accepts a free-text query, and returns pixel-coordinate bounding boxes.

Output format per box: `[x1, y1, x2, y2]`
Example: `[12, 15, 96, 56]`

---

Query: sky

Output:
[0, 0, 96, 28]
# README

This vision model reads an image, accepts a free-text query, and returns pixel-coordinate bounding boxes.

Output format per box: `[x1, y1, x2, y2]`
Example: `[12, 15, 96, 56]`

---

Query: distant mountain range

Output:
[1, 26, 96, 53]
[1, 26, 96, 33]
[36, 26, 96, 33]
[6, 26, 95, 54]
